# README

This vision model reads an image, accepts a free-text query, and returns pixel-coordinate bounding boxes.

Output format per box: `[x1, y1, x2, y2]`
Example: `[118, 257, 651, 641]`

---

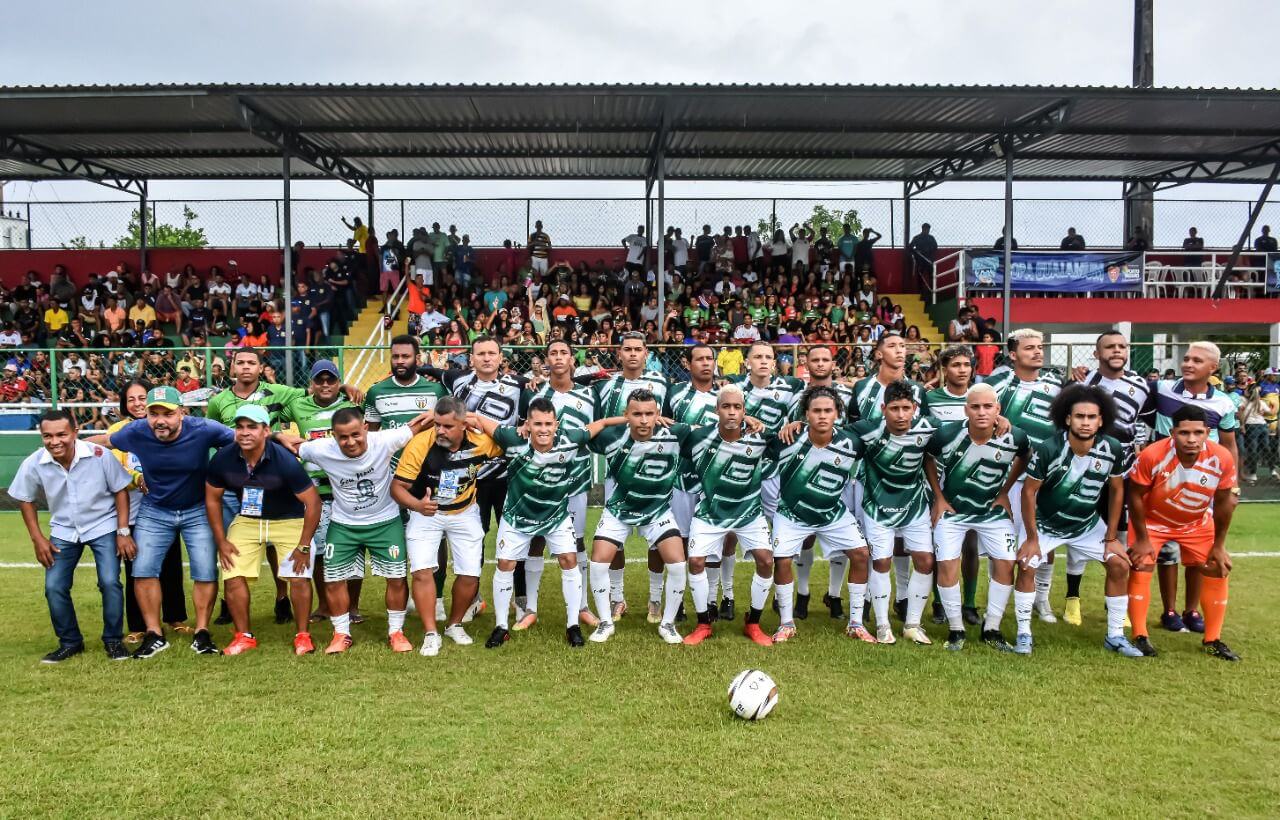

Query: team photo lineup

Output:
[16, 326, 1242, 664]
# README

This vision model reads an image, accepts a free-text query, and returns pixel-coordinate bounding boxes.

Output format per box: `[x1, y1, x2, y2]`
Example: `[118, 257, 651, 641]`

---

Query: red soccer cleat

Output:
[743, 623, 774, 647]
[683, 623, 714, 646]
[388, 631, 413, 653]
[293, 632, 315, 655]
[223, 632, 258, 656]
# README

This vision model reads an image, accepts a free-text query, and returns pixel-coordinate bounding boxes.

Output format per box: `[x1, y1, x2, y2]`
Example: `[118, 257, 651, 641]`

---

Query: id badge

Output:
[436, 470, 461, 502]
[241, 486, 265, 518]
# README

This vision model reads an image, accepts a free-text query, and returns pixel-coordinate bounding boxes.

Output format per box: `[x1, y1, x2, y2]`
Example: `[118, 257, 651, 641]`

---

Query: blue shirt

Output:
[206, 440, 313, 520]
[453, 244, 475, 275]
[109, 416, 235, 510]
[8, 440, 133, 542]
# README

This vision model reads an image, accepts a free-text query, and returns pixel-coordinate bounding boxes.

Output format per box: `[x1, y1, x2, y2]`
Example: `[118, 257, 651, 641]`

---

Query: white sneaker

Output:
[903, 625, 933, 645]
[876, 624, 897, 645]
[1034, 599, 1058, 623]
[434, 599, 446, 621]
[419, 632, 442, 657]
[589, 621, 615, 643]
[462, 597, 486, 624]
[443, 624, 473, 646]
[657, 622, 682, 644]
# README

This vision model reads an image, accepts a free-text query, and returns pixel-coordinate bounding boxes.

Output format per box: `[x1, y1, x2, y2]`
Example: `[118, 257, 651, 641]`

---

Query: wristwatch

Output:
[296, 544, 311, 554]
[116, 527, 131, 537]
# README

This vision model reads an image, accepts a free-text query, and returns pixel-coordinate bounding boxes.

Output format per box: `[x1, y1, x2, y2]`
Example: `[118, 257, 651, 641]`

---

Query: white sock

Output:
[848, 582, 868, 625]
[690, 569, 709, 613]
[776, 581, 795, 625]
[1034, 562, 1054, 605]
[561, 568, 581, 628]
[905, 570, 933, 627]
[938, 583, 963, 630]
[984, 580, 1013, 632]
[749, 572, 771, 612]
[662, 562, 686, 625]
[794, 551, 812, 596]
[893, 554, 911, 602]
[609, 567, 625, 603]
[330, 612, 351, 636]
[576, 551, 590, 612]
[493, 568, 514, 629]
[705, 563, 721, 599]
[591, 562, 613, 623]
[1104, 594, 1127, 638]
[524, 556, 544, 614]
[828, 553, 849, 598]
[648, 569, 664, 604]
[721, 554, 737, 599]
[1014, 589, 1035, 636]
[387, 609, 406, 635]
[869, 569, 891, 628]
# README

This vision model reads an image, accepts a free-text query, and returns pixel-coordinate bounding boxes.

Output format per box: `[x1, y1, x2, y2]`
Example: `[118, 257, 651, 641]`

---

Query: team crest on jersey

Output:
[1093, 460, 1102, 471]
[834, 457, 841, 465]
[389, 544, 401, 559]
[916, 436, 924, 445]
[415, 397, 430, 408]
[1200, 475, 1209, 485]
[994, 452, 1002, 462]
[558, 453, 565, 462]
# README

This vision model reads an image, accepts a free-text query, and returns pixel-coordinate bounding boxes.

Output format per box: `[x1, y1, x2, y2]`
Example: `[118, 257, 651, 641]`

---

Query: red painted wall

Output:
[969, 297, 1280, 325]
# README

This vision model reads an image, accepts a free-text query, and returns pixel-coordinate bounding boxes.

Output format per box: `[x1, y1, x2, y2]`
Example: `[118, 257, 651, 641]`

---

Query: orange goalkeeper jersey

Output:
[1130, 438, 1236, 530]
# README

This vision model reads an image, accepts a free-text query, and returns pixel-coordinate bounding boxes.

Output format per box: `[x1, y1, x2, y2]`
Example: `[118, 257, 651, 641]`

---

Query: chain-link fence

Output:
[4, 196, 1277, 253]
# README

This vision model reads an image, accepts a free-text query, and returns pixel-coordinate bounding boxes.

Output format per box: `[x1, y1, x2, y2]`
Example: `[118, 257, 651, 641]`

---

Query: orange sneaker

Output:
[325, 633, 353, 655]
[223, 632, 258, 656]
[512, 611, 538, 632]
[293, 632, 315, 655]
[743, 623, 774, 647]
[682, 623, 714, 646]
[579, 609, 600, 628]
[388, 630, 413, 653]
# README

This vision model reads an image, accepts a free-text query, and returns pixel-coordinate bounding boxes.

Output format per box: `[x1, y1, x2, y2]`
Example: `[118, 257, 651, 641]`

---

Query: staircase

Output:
[883, 293, 947, 341]
[343, 296, 401, 391]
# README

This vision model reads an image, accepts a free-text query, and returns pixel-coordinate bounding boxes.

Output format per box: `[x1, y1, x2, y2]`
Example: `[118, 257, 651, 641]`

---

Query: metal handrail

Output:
[346, 272, 409, 386]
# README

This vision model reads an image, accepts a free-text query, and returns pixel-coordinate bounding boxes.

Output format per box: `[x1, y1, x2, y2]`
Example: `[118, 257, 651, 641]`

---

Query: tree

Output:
[758, 203, 862, 241]
[62, 236, 100, 250]
[112, 205, 209, 249]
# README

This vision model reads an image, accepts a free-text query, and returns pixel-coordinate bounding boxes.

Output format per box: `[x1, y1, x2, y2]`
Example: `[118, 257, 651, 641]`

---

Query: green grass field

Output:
[2, 507, 1278, 817]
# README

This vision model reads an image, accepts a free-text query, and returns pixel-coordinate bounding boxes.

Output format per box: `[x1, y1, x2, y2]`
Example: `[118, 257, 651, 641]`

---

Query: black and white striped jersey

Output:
[1083, 368, 1152, 461]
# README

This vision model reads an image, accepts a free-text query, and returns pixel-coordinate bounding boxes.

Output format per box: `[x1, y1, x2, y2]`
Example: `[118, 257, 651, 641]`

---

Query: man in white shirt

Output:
[420, 304, 450, 335]
[622, 226, 648, 274]
[672, 229, 690, 273]
[733, 317, 762, 344]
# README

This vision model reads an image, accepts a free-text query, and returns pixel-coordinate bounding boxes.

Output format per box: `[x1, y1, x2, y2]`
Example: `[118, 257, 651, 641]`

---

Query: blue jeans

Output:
[134, 501, 217, 583]
[45, 531, 123, 648]
[222, 490, 241, 529]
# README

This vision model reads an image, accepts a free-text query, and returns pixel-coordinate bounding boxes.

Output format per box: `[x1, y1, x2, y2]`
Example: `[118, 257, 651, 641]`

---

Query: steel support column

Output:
[1002, 147, 1014, 336]
[138, 181, 149, 274]
[656, 156, 666, 325]
[282, 150, 294, 386]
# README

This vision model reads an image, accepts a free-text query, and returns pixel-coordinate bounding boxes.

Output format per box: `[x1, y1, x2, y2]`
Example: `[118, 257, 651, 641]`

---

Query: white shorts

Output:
[567, 492, 588, 542]
[671, 488, 700, 537]
[934, 515, 1017, 562]
[688, 515, 770, 559]
[406, 505, 484, 577]
[496, 517, 577, 561]
[593, 508, 680, 550]
[1024, 519, 1110, 570]
[862, 513, 932, 561]
[843, 480, 862, 526]
[530, 257, 549, 274]
[1009, 479, 1028, 542]
[761, 475, 780, 521]
[771, 510, 867, 559]
[415, 263, 434, 285]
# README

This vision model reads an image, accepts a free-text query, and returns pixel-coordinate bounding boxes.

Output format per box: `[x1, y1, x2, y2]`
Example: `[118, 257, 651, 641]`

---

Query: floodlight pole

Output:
[1002, 145, 1014, 336]
[656, 155, 666, 326]
[282, 148, 294, 386]
[902, 181, 912, 290]
[138, 181, 149, 275]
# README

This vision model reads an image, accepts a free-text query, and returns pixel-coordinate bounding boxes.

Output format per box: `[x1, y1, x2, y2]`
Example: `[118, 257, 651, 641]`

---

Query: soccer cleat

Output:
[981, 629, 1014, 653]
[566, 625, 585, 648]
[743, 623, 774, 647]
[611, 600, 628, 621]
[589, 621, 615, 643]
[125, 631, 145, 646]
[190, 629, 221, 655]
[512, 611, 538, 632]
[223, 632, 258, 656]
[1013, 633, 1034, 655]
[875, 624, 897, 645]
[707, 600, 720, 623]
[683, 623, 714, 646]
[443, 624, 473, 646]
[845, 623, 877, 643]
[795, 593, 810, 620]
[1103, 634, 1145, 658]
[1160, 610, 1187, 632]
[1133, 635, 1158, 657]
[771, 596, 780, 614]
[41, 644, 84, 664]
[388, 631, 413, 653]
[646, 601, 662, 624]
[1203, 639, 1241, 662]
[325, 633, 353, 654]
[903, 625, 932, 646]
[1033, 600, 1057, 623]
[675, 603, 688, 624]
[434, 599, 447, 621]
[945, 630, 967, 651]
[893, 598, 908, 622]
[349, 610, 366, 625]
[931, 600, 946, 625]
[131, 632, 169, 660]
[485, 626, 511, 649]
[822, 593, 843, 619]
[103, 641, 129, 661]
[962, 606, 983, 626]
[293, 632, 315, 656]
[578, 609, 600, 628]
[462, 598, 487, 625]
[214, 600, 232, 625]
[1182, 609, 1205, 634]
[419, 632, 442, 657]
[657, 622, 682, 644]
[772, 623, 797, 643]
[719, 597, 736, 622]
[1063, 597, 1082, 626]
[274, 596, 292, 625]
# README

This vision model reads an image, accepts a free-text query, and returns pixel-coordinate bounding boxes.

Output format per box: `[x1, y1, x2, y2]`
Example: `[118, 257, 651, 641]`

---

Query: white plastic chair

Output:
[1143, 260, 1164, 298]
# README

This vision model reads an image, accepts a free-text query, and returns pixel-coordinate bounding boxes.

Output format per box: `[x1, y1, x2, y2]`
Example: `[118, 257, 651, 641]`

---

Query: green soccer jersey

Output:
[985, 368, 1063, 448]
[851, 375, 930, 423]
[925, 386, 969, 424]
[852, 417, 935, 527]
[281, 394, 357, 498]
[681, 425, 775, 528]
[592, 371, 670, 418]
[926, 421, 1029, 523]
[668, 381, 720, 491]
[206, 382, 306, 428]
[494, 426, 590, 535]
[363, 374, 447, 429]
[1026, 432, 1125, 539]
[734, 374, 806, 434]
[774, 427, 861, 527]
[533, 382, 596, 497]
[590, 422, 692, 525]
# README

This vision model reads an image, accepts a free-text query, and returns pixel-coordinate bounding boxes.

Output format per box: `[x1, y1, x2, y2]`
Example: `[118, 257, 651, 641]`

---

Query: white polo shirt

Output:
[8, 439, 133, 542]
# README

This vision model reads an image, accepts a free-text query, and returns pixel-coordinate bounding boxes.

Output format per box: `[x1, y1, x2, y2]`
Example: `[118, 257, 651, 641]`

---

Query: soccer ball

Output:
[728, 669, 779, 720]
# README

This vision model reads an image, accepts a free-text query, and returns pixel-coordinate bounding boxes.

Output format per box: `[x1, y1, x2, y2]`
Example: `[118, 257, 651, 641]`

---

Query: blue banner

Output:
[1268, 253, 1280, 292]
[966, 250, 1144, 293]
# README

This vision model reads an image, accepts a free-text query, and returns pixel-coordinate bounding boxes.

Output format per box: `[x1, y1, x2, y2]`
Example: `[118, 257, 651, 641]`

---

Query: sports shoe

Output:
[434, 599, 446, 621]
[485, 626, 511, 649]
[718, 597, 736, 622]
[1103, 634, 1144, 658]
[589, 621, 615, 643]
[223, 632, 258, 656]
[443, 624, 473, 646]
[903, 625, 932, 645]
[962, 606, 982, 626]
[41, 644, 84, 664]
[1203, 639, 1241, 661]
[845, 623, 877, 643]
[274, 596, 292, 625]
[1160, 610, 1187, 632]
[683, 623, 714, 646]
[1133, 635, 1158, 657]
[293, 632, 315, 655]
[419, 632, 442, 657]
[214, 600, 232, 625]
[132, 632, 169, 660]
[743, 623, 773, 647]
[893, 598, 908, 622]
[167, 621, 194, 635]
[611, 600, 628, 621]
[512, 611, 538, 632]
[1182, 609, 1205, 634]
[646, 601, 662, 624]
[579, 609, 600, 627]
[981, 629, 1014, 652]
[674, 603, 688, 624]
[945, 630, 966, 651]
[875, 624, 897, 645]
[462, 598, 487, 625]
[707, 599, 719, 623]
[325, 633, 353, 655]
[1013, 633, 1034, 655]
[931, 600, 946, 625]
[125, 631, 144, 646]
[1033, 599, 1057, 623]
[566, 625, 585, 647]
[190, 629, 221, 655]
[772, 623, 797, 643]
[795, 593, 810, 620]
[388, 631, 413, 653]
[657, 622, 682, 644]
[349, 610, 366, 625]
[104, 641, 130, 661]
[1063, 597, 1082, 626]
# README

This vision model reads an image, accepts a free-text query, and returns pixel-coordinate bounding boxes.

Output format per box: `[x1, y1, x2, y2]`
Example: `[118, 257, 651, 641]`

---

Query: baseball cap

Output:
[1263, 367, 1278, 376]
[145, 386, 182, 410]
[310, 359, 340, 380]
[233, 404, 270, 425]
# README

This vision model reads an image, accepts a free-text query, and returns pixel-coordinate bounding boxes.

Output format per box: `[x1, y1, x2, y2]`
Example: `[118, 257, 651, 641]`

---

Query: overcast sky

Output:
[2, 0, 1278, 203]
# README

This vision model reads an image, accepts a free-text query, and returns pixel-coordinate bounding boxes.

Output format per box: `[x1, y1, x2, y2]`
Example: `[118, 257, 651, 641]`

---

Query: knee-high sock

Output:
[1014, 589, 1035, 636]
[848, 582, 868, 625]
[560, 567, 581, 628]
[869, 569, 892, 628]
[1127, 570, 1153, 638]
[662, 562, 687, 625]
[648, 570, 664, 604]
[892, 554, 911, 602]
[776, 581, 795, 625]
[938, 583, 963, 631]
[493, 569, 515, 629]
[705, 563, 721, 600]
[828, 553, 848, 598]
[794, 550, 812, 596]
[330, 612, 351, 636]
[1104, 594, 1127, 638]
[749, 572, 771, 613]
[524, 556, 544, 614]
[984, 580, 1013, 632]
[690, 569, 709, 613]
[1034, 562, 1054, 605]
[609, 567, 625, 604]
[905, 570, 933, 627]
[591, 562, 613, 624]
[387, 609, 406, 635]
[577, 551, 590, 612]
[720, 554, 737, 599]
[1200, 575, 1229, 642]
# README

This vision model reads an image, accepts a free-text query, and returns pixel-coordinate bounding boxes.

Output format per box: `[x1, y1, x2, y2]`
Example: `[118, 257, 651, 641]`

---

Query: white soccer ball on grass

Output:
[728, 669, 779, 720]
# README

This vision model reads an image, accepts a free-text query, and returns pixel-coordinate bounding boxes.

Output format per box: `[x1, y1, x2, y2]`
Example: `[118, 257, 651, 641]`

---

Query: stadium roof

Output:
[2, 83, 1280, 194]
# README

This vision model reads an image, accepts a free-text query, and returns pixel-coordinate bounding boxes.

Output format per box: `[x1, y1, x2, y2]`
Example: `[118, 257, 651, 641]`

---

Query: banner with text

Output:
[1268, 253, 1280, 293]
[966, 250, 1144, 293]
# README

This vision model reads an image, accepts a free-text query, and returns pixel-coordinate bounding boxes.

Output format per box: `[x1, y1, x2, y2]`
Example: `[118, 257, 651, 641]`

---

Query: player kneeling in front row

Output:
[1014, 385, 1142, 657]
[924, 384, 1029, 652]
[1127, 405, 1240, 660]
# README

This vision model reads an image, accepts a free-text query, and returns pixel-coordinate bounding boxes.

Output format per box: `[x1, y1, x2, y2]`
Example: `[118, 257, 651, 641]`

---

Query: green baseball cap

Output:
[145, 386, 182, 410]
[233, 404, 270, 425]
